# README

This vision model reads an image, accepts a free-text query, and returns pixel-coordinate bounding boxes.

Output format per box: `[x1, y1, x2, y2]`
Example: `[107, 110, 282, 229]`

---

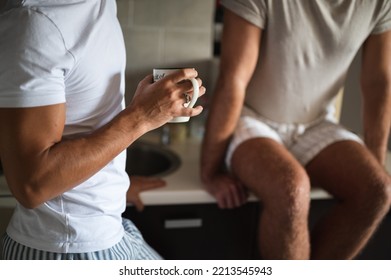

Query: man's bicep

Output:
[0, 104, 65, 181]
[219, 8, 262, 88]
[361, 30, 391, 89]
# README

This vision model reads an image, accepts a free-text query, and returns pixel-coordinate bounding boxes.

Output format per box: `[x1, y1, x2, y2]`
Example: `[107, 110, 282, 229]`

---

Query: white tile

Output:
[163, 30, 213, 64]
[123, 27, 163, 70]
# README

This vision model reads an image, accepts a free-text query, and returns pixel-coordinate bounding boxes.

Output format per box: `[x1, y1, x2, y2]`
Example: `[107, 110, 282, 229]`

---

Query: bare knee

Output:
[262, 166, 311, 219]
[371, 176, 391, 213]
[351, 174, 391, 217]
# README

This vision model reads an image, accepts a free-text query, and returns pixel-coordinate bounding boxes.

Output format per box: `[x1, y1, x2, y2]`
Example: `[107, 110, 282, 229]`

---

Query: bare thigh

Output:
[306, 140, 391, 204]
[231, 137, 311, 207]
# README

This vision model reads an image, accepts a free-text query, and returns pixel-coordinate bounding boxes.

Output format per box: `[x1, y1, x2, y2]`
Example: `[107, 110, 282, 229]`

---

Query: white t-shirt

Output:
[0, 0, 129, 253]
[222, 0, 391, 124]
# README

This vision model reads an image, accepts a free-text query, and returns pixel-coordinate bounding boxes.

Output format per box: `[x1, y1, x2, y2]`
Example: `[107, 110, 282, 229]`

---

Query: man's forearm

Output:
[200, 83, 244, 183]
[3, 107, 147, 209]
[362, 87, 391, 164]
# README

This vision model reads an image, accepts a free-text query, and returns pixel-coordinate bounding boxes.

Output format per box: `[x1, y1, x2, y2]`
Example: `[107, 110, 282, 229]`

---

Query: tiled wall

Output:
[116, 0, 216, 103]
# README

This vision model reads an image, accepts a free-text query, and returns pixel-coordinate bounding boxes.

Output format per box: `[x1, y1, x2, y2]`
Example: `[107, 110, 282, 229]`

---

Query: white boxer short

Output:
[226, 106, 363, 169]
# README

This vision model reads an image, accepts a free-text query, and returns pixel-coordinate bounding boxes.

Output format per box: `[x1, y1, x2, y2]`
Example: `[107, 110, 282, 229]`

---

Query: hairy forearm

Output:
[7, 109, 148, 208]
[362, 84, 391, 164]
[201, 81, 244, 183]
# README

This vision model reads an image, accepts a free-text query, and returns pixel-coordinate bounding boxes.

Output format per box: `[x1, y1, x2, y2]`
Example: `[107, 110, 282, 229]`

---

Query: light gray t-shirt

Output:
[222, 0, 391, 124]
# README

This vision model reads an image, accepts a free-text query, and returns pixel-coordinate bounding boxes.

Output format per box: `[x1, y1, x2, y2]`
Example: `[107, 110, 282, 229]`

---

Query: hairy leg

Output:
[231, 138, 311, 259]
[306, 141, 391, 259]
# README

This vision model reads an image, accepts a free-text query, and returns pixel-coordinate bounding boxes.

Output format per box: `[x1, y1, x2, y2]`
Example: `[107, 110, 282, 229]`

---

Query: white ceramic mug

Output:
[153, 68, 199, 123]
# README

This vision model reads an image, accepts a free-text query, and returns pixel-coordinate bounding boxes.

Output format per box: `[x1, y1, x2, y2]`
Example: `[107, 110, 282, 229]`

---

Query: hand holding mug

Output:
[128, 68, 205, 131]
[153, 68, 202, 123]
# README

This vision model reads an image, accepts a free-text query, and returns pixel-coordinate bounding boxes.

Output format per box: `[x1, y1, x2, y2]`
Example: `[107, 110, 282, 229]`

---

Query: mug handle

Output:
[187, 78, 199, 108]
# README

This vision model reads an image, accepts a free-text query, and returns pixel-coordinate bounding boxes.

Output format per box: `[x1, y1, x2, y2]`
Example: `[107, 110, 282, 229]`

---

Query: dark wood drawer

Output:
[123, 202, 259, 260]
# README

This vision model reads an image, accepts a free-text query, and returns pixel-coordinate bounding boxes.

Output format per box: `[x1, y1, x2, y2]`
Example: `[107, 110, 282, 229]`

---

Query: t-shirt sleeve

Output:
[221, 0, 267, 29]
[0, 9, 74, 108]
[371, 0, 391, 34]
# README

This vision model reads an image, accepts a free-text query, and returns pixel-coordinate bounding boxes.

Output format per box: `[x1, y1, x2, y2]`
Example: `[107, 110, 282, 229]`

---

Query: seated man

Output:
[201, 0, 391, 259]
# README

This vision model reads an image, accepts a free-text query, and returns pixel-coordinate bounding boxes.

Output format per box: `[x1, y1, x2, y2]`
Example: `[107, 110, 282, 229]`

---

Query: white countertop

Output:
[1, 132, 391, 208]
[134, 136, 337, 205]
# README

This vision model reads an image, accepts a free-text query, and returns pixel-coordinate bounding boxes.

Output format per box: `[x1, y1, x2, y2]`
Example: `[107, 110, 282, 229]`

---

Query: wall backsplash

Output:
[116, 0, 215, 103]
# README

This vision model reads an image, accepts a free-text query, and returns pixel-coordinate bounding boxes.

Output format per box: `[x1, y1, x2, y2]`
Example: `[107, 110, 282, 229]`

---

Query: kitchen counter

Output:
[136, 134, 333, 205]
[1, 131, 391, 208]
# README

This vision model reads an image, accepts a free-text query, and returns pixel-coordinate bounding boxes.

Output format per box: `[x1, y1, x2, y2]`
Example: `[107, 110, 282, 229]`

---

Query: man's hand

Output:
[126, 176, 166, 212]
[127, 69, 205, 132]
[204, 173, 248, 209]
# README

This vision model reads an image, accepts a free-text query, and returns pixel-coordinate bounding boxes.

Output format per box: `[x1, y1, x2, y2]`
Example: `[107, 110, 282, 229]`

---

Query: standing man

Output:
[201, 0, 391, 259]
[0, 0, 205, 259]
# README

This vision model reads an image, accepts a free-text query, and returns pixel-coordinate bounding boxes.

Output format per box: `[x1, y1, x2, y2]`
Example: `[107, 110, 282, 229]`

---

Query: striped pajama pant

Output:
[1, 218, 162, 260]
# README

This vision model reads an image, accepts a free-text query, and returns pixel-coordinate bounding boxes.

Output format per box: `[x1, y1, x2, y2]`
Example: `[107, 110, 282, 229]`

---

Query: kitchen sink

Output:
[126, 141, 181, 177]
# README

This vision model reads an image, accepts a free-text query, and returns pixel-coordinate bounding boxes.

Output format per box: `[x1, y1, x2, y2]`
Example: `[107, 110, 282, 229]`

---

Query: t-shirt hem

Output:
[221, 0, 266, 29]
[371, 22, 391, 34]
[6, 227, 125, 254]
[0, 93, 65, 108]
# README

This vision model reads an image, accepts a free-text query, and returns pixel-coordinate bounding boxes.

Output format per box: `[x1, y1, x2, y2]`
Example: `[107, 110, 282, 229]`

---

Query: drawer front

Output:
[123, 202, 259, 260]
